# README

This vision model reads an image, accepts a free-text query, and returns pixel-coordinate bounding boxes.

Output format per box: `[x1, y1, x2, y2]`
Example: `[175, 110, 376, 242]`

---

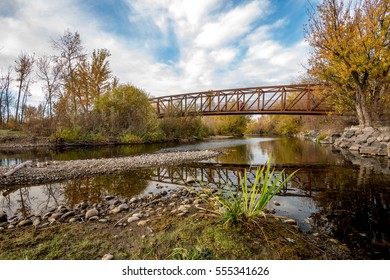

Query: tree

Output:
[73, 48, 114, 114]
[14, 52, 34, 124]
[305, 0, 390, 127]
[211, 115, 251, 136]
[93, 84, 155, 136]
[51, 30, 86, 126]
[36, 55, 62, 120]
[0, 67, 13, 125]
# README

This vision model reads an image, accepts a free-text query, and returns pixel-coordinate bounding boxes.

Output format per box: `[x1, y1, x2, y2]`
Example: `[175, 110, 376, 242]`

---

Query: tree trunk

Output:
[15, 79, 23, 124]
[355, 88, 373, 127]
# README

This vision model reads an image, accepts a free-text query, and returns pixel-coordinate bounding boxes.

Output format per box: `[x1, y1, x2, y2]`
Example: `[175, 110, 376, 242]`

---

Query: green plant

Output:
[316, 133, 326, 142]
[119, 132, 143, 144]
[205, 155, 298, 225]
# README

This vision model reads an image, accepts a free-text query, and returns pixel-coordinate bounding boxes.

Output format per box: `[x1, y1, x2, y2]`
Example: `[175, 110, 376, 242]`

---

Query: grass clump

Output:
[205, 155, 298, 225]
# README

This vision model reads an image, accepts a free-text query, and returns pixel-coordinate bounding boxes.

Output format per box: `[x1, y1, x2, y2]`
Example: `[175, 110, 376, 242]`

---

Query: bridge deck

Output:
[149, 84, 333, 117]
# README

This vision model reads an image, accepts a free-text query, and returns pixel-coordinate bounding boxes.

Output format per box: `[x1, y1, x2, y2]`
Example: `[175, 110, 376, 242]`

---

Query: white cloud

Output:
[0, 0, 311, 105]
[195, 0, 268, 48]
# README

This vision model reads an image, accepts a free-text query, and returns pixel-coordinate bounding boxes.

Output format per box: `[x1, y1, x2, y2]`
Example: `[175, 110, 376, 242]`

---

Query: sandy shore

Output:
[0, 150, 221, 187]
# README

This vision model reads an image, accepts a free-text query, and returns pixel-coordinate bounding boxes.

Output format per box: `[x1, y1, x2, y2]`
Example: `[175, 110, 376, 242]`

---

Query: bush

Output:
[119, 133, 144, 144]
[196, 155, 298, 225]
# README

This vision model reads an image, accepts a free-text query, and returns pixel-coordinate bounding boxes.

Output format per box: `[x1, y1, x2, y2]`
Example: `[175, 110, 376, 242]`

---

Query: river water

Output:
[1, 137, 389, 259]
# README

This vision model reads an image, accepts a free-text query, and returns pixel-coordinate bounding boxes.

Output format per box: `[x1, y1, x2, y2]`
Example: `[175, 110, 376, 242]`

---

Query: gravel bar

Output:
[0, 150, 221, 187]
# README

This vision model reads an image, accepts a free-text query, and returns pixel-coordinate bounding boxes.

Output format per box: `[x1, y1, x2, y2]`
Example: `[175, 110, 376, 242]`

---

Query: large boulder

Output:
[342, 130, 355, 138]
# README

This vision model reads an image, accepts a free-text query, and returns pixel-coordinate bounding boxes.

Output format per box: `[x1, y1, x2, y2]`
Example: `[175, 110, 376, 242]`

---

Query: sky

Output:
[0, 0, 317, 105]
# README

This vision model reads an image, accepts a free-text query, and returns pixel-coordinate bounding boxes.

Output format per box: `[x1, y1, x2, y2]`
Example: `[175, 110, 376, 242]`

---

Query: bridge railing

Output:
[149, 84, 333, 117]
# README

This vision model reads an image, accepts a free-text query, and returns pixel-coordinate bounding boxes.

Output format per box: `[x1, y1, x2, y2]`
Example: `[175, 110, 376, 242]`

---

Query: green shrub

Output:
[119, 133, 143, 144]
[198, 155, 298, 225]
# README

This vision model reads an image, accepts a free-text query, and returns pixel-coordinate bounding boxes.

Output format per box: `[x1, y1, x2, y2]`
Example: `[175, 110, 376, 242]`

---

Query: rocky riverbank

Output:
[0, 150, 221, 187]
[318, 126, 390, 157]
[0, 186, 351, 260]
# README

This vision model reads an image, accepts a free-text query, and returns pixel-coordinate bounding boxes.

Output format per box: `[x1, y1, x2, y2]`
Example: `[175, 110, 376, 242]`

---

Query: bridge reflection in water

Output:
[150, 162, 326, 198]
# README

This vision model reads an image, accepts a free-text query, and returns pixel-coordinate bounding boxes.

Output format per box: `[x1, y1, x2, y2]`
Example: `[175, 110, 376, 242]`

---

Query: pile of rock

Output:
[0, 187, 208, 232]
[0, 150, 221, 187]
[332, 126, 390, 157]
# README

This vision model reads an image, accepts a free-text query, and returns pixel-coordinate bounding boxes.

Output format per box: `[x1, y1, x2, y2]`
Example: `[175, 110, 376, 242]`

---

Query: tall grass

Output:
[206, 155, 298, 225]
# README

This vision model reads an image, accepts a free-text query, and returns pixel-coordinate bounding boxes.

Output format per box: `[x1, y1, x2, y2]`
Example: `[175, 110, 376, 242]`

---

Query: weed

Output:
[199, 155, 298, 225]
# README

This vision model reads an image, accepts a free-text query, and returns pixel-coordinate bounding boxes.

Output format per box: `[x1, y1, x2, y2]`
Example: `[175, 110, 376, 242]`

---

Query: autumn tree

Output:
[305, 0, 390, 127]
[14, 52, 35, 124]
[93, 84, 155, 136]
[73, 48, 115, 114]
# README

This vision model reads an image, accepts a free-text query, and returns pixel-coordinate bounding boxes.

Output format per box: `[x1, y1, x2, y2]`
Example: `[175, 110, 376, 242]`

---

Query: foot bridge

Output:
[149, 84, 333, 117]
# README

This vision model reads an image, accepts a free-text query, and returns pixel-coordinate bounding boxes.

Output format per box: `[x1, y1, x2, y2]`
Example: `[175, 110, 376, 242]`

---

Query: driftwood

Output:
[2, 160, 32, 177]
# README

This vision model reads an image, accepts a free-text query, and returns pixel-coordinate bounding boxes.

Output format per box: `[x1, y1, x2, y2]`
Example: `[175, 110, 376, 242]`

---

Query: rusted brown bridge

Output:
[150, 84, 333, 117]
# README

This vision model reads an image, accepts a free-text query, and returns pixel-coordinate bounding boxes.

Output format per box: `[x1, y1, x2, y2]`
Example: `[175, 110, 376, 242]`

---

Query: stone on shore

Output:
[85, 209, 99, 219]
[0, 150, 221, 187]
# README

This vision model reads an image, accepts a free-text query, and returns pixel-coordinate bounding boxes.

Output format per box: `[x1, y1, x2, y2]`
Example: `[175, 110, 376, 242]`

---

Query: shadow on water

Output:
[1, 136, 389, 259]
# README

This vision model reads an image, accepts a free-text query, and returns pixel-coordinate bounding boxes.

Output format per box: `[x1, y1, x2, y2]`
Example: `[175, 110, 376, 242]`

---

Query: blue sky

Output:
[0, 0, 316, 104]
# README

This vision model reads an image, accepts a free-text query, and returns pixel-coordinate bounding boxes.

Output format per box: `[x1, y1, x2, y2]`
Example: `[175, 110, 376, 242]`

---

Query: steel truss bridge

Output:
[150, 84, 333, 117]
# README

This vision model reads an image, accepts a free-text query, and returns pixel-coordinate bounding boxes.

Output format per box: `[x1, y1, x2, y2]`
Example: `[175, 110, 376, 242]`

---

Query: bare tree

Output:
[14, 52, 34, 124]
[36, 55, 62, 119]
[0, 67, 13, 125]
[51, 30, 86, 123]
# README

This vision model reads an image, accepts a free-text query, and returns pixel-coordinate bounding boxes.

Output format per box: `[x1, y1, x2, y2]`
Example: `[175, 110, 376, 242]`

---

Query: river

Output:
[1, 136, 389, 259]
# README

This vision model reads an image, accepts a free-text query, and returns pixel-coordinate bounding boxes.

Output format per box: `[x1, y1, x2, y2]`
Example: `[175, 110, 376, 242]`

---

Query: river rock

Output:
[186, 176, 196, 184]
[61, 211, 75, 220]
[49, 212, 62, 220]
[349, 144, 360, 151]
[57, 205, 68, 213]
[32, 217, 41, 227]
[342, 130, 355, 138]
[284, 219, 297, 225]
[102, 254, 113, 260]
[0, 212, 7, 223]
[68, 218, 77, 223]
[366, 137, 376, 145]
[177, 205, 189, 212]
[117, 203, 129, 211]
[17, 219, 32, 227]
[85, 208, 99, 219]
[127, 216, 140, 223]
[360, 146, 382, 156]
[356, 133, 371, 144]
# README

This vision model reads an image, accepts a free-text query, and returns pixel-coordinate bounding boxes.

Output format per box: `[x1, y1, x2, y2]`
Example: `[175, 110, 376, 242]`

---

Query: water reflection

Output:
[0, 137, 389, 259]
[1, 170, 153, 217]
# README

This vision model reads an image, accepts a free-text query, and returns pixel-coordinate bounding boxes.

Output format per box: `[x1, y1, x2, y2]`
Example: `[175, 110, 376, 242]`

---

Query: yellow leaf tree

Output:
[305, 0, 390, 127]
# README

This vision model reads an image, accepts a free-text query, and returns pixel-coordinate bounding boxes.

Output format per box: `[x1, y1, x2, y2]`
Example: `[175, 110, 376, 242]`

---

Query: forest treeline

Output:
[0, 31, 249, 143]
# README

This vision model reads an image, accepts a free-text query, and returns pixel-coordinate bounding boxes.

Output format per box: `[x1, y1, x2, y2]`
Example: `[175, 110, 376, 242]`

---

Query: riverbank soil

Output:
[0, 130, 49, 150]
[0, 189, 350, 260]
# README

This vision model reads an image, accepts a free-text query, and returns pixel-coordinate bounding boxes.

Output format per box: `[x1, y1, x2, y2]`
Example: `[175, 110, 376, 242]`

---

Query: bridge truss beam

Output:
[149, 84, 333, 117]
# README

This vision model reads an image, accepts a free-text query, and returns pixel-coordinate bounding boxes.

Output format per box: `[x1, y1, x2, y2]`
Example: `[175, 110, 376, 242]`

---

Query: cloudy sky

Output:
[0, 0, 316, 104]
